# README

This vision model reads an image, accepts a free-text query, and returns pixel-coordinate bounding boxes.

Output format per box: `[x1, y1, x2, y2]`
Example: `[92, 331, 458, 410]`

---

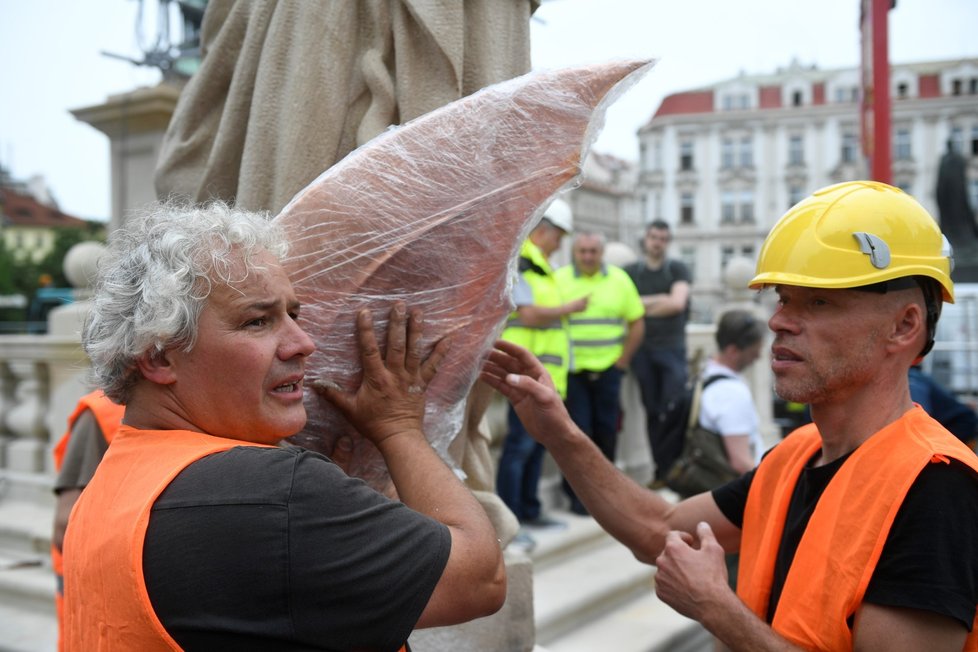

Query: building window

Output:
[969, 180, 978, 215]
[971, 126, 978, 157]
[680, 192, 695, 224]
[951, 126, 964, 154]
[739, 190, 755, 224]
[721, 191, 736, 223]
[721, 138, 734, 168]
[971, 78, 978, 95]
[894, 128, 912, 160]
[721, 245, 735, 269]
[680, 246, 696, 280]
[680, 140, 694, 171]
[739, 136, 753, 167]
[789, 184, 805, 208]
[653, 142, 662, 170]
[896, 82, 908, 98]
[841, 132, 858, 164]
[792, 90, 803, 107]
[952, 79, 962, 96]
[788, 135, 804, 165]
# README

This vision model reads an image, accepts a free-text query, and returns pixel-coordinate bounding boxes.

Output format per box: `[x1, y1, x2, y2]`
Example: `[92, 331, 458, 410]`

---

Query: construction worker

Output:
[555, 231, 644, 514]
[51, 390, 124, 652]
[496, 198, 586, 544]
[483, 181, 978, 650]
[64, 202, 505, 649]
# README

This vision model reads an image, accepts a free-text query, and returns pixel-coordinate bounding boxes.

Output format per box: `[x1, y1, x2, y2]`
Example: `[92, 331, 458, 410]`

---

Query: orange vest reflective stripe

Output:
[63, 426, 269, 651]
[52, 390, 125, 652]
[738, 407, 978, 651]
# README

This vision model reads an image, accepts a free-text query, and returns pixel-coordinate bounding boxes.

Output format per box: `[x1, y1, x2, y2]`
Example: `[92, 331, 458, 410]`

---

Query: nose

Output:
[767, 304, 798, 335]
[281, 318, 316, 359]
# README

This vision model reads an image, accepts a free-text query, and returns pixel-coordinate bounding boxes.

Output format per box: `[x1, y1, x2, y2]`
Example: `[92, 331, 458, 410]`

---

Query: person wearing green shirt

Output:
[556, 231, 645, 514]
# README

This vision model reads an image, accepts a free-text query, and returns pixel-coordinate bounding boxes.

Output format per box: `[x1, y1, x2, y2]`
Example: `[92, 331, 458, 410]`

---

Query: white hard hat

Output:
[542, 198, 573, 233]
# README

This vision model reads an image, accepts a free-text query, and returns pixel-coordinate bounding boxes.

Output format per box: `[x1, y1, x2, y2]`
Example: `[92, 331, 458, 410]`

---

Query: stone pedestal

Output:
[409, 551, 535, 652]
[71, 81, 183, 230]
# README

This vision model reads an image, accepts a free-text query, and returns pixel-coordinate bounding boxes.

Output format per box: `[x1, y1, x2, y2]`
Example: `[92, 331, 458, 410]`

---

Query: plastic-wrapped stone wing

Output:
[276, 59, 654, 486]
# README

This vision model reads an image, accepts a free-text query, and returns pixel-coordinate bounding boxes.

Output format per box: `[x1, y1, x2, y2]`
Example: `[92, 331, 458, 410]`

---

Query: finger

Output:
[486, 342, 525, 375]
[310, 378, 352, 414]
[494, 340, 545, 374]
[696, 521, 716, 545]
[421, 334, 452, 386]
[405, 308, 424, 376]
[355, 309, 384, 376]
[385, 302, 408, 371]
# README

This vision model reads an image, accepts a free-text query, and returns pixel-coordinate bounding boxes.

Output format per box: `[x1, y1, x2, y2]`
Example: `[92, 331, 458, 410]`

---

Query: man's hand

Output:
[480, 339, 576, 445]
[654, 521, 732, 621]
[313, 302, 449, 446]
[565, 295, 590, 315]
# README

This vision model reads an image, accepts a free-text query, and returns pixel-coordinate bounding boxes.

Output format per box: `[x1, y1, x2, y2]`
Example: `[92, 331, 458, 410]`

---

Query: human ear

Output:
[135, 348, 178, 385]
[889, 302, 926, 355]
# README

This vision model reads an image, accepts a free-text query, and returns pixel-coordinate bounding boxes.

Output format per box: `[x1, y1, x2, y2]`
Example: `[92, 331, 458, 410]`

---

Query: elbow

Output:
[632, 548, 660, 566]
[477, 559, 508, 617]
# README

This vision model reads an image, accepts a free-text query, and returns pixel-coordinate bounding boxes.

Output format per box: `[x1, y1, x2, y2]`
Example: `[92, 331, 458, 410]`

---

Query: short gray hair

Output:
[84, 201, 288, 403]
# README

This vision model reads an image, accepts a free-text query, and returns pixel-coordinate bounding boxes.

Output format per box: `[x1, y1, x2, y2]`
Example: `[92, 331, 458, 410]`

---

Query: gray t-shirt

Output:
[54, 409, 109, 493]
[143, 445, 451, 651]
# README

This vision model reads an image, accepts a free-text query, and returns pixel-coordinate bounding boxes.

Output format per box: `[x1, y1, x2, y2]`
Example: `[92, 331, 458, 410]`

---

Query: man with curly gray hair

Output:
[63, 201, 505, 650]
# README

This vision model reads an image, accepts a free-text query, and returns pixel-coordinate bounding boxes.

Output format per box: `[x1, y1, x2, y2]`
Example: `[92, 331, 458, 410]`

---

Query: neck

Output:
[644, 252, 665, 269]
[808, 377, 914, 464]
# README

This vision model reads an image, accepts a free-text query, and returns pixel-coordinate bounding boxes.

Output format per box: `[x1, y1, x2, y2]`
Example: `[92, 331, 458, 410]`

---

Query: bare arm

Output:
[615, 317, 645, 370]
[641, 279, 690, 317]
[655, 513, 969, 652]
[480, 339, 738, 562]
[316, 304, 505, 628]
[516, 296, 589, 328]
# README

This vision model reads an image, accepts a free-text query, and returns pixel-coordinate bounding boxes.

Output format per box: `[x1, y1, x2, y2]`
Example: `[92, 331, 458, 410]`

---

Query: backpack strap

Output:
[686, 374, 731, 430]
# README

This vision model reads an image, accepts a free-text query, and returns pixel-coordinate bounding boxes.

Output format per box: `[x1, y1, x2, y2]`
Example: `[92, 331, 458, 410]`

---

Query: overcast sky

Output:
[1, 0, 976, 220]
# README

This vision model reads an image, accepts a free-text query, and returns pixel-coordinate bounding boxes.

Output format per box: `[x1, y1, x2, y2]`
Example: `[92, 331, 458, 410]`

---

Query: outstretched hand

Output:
[479, 339, 576, 445]
[313, 303, 450, 447]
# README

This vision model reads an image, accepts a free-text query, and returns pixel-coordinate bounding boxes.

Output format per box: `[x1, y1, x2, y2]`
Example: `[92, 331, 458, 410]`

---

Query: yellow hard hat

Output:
[750, 180, 954, 303]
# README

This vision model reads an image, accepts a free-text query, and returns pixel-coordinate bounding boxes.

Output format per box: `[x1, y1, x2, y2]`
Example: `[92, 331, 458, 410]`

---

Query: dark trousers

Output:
[496, 405, 545, 522]
[630, 346, 687, 479]
[562, 367, 624, 513]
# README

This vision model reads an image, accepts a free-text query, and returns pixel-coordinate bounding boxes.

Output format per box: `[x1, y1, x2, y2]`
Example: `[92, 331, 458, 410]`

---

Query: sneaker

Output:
[508, 530, 537, 553]
[522, 514, 568, 530]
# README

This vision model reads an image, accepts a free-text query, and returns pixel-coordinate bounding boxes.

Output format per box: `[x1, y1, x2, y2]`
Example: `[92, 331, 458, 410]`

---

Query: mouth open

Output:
[273, 380, 302, 394]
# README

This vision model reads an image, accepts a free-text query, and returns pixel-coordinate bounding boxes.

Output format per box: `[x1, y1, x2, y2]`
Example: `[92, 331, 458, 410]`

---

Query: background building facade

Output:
[634, 56, 978, 320]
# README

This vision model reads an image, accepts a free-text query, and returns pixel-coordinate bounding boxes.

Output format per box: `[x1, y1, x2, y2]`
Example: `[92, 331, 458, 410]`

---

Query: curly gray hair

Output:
[84, 201, 289, 404]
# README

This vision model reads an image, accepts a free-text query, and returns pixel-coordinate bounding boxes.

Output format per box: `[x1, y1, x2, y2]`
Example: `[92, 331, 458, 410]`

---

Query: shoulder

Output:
[669, 258, 692, 280]
[157, 445, 339, 506]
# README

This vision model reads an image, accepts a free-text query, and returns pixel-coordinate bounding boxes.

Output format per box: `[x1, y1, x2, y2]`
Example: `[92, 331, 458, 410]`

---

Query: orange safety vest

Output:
[63, 426, 266, 651]
[51, 390, 125, 652]
[737, 407, 978, 651]
[62, 426, 410, 652]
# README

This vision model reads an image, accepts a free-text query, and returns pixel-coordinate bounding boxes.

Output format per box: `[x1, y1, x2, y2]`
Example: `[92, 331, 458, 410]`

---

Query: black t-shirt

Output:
[624, 259, 691, 350]
[713, 449, 978, 631]
[143, 445, 451, 652]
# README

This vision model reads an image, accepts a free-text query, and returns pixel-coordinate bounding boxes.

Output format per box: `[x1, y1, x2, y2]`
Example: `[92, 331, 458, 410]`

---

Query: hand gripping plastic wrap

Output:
[276, 59, 654, 488]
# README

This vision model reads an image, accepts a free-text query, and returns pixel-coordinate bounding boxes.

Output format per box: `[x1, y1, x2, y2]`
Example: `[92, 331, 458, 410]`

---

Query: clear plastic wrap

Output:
[276, 59, 654, 487]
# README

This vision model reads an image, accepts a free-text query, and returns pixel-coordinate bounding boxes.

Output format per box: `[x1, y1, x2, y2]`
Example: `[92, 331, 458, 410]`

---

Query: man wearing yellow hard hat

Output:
[481, 181, 978, 651]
